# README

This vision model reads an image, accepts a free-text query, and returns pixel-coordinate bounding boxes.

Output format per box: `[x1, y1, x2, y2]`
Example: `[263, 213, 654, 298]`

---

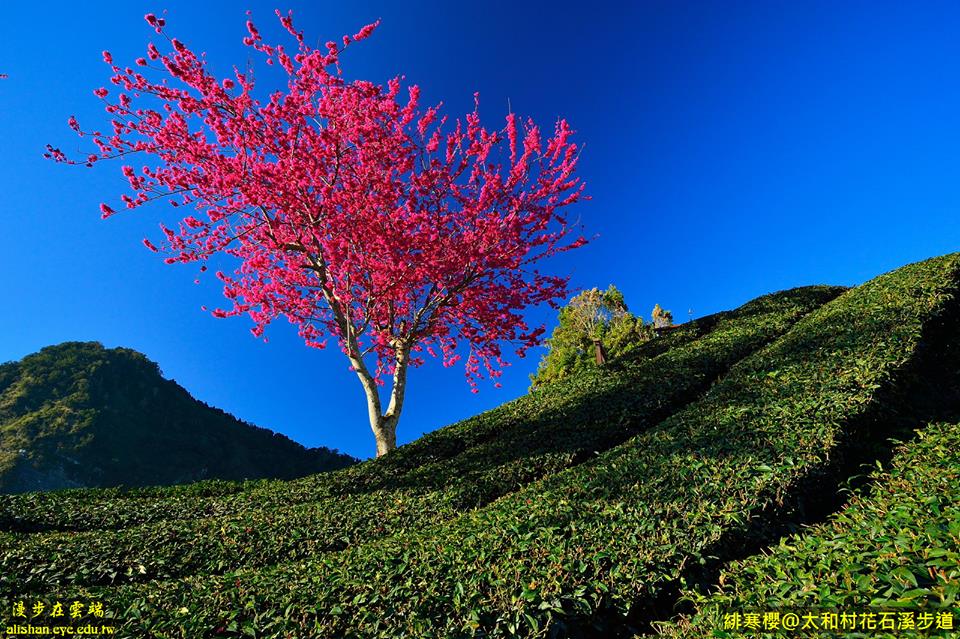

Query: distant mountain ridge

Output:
[0, 341, 355, 493]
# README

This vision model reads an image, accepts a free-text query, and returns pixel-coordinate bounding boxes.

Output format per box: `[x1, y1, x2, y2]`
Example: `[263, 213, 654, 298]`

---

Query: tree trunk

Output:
[354, 343, 410, 458]
[593, 339, 607, 366]
[371, 414, 398, 457]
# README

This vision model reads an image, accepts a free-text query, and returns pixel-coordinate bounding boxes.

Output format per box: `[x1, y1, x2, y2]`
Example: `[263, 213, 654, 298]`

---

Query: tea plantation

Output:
[662, 420, 960, 638]
[2, 254, 958, 638]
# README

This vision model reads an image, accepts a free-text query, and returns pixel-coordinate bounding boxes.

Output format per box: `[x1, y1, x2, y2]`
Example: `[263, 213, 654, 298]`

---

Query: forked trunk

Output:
[355, 343, 410, 458]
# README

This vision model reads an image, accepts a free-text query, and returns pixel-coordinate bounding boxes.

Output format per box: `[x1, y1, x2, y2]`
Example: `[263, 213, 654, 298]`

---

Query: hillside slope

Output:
[664, 419, 960, 638]
[0, 285, 840, 535]
[0, 342, 355, 493]
[0, 254, 958, 638]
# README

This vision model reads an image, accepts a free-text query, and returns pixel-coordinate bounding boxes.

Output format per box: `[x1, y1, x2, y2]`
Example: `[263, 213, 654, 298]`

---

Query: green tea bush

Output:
[37, 254, 952, 638]
[664, 420, 960, 638]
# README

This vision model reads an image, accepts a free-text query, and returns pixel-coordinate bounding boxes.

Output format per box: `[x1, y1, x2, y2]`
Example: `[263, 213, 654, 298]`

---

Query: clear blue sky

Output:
[2, 1, 959, 459]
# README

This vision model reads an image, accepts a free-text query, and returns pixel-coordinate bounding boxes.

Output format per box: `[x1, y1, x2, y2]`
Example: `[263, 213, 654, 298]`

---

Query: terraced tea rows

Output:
[154, 253, 952, 638]
[666, 419, 960, 638]
[3, 254, 957, 638]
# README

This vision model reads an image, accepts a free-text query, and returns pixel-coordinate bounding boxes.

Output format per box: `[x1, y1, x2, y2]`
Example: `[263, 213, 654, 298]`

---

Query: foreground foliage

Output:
[212, 253, 952, 638]
[665, 420, 960, 638]
[1, 253, 957, 638]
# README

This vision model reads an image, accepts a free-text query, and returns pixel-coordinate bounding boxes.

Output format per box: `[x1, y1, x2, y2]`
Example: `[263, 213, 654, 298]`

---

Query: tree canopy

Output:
[652, 303, 674, 329]
[530, 285, 656, 388]
[49, 11, 588, 456]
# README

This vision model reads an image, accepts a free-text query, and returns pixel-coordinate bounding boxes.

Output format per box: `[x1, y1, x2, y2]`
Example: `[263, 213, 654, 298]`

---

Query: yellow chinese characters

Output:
[721, 609, 955, 633]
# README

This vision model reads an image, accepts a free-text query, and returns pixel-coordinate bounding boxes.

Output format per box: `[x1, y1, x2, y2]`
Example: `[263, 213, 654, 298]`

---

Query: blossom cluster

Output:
[49, 10, 588, 389]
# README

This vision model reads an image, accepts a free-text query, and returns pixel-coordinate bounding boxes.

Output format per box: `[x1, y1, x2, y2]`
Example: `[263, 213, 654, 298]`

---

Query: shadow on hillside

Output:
[563, 278, 960, 638]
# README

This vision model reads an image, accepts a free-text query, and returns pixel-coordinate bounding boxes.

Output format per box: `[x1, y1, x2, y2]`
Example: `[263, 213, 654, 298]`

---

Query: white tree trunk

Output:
[354, 344, 409, 458]
[294, 248, 419, 458]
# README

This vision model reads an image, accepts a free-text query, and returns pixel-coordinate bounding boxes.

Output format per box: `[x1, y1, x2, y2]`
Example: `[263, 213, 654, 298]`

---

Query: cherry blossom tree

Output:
[48, 11, 588, 456]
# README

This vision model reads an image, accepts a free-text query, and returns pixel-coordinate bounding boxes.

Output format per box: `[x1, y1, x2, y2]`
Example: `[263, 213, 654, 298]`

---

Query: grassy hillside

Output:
[1, 254, 958, 638]
[0, 342, 355, 493]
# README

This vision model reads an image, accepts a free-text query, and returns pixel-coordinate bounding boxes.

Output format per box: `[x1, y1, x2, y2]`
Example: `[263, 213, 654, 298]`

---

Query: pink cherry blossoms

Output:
[48, 10, 587, 423]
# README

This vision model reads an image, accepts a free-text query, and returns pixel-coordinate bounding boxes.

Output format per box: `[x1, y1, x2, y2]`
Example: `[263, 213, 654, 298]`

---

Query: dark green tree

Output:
[530, 285, 653, 388]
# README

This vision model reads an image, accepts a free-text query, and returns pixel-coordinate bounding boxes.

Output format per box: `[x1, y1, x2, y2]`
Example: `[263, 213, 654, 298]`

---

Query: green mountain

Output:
[0, 254, 958, 638]
[0, 342, 355, 493]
